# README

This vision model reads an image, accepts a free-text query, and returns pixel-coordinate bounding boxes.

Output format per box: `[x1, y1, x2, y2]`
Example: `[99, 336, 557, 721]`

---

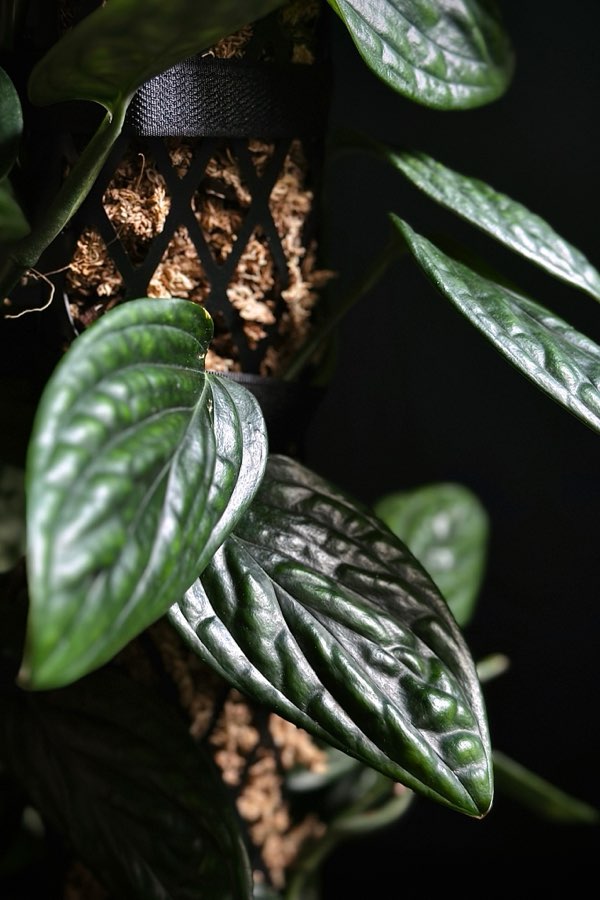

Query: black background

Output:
[304, 1, 600, 886]
[1, 1, 599, 891]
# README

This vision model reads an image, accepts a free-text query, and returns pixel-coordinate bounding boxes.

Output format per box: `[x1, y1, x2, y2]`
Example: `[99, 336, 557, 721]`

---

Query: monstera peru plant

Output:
[0, 1, 598, 897]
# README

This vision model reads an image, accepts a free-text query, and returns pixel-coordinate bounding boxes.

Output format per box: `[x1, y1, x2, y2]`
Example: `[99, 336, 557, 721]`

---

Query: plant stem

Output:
[0, 103, 126, 299]
[493, 750, 600, 824]
[281, 235, 402, 383]
[284, 777, 412, 899]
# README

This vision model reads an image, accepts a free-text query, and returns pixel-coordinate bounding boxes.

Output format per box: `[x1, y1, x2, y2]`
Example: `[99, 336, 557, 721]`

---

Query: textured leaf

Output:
[23, 298, 267, 690]
[171, 455, 493, 817]
[374, 483, 489, 627]
[0, 67, 21, 179]
[393, 216, 600, 434]
[328, 0, 513, 109]
[0, 177, 29, 243]
[387, 150, 600, 302]
[1, 668, 252, 899]
[28, 0, 285, 112]
[493, 751, 600, 824]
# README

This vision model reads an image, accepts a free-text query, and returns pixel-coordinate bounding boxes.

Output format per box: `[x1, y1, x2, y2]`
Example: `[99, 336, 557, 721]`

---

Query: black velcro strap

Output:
[124, 56, 330, 139]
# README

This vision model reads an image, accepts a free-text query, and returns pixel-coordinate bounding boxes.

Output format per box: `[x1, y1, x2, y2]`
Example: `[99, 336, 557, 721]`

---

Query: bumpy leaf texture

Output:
[170, 455, 493, 817]
[388, 150, 600, 302]
[328, 0, 514, 109]
[28, 0, 286, 111]
[393, 216, 600, 434]
[374, 482, 489, 628]
[23, 298, 267, 689]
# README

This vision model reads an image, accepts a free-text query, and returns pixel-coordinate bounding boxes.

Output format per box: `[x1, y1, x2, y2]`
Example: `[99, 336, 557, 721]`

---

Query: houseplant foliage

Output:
[0, 1, 598, 897]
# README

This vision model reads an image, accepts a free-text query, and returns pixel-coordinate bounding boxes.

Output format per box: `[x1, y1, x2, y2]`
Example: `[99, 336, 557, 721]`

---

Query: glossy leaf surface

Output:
[0, 66, 21, 179]
[374, 483, 489, 627]
[393, 216, 600, 434]
[388, 150, 600, 302]
[23, 298, 267, 689]
[171, 455, 493, 817]
[328, 0, 513, 109]
[28, 0, 285, 111]
[1, 668, 252, 899]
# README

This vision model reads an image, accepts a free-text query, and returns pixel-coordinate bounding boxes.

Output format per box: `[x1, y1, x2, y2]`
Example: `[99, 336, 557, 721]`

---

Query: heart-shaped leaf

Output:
[0, 66, 21, 179]
[28, 0, 285, 112]
[328, 0, 514, 109]
[393, 216, 600, 434]
[170, 455, 493, 818]
[23, 298, 268, 690]
[374, 483, 489, 627]
[1, 667, 252, 899]
[387, 150, 600, 302]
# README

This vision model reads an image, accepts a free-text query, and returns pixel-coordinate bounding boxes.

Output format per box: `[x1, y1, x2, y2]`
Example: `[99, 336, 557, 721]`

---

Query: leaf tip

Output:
[16, 658, 33, 690]
[17, 636, 76, 691]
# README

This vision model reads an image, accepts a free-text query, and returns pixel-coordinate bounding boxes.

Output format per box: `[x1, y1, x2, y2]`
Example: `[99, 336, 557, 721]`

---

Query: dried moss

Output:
[210, 691, 327, 890]
[63, 0, 334, 373]
[66, 137, 334, 374]
[149, 623, 329, 891]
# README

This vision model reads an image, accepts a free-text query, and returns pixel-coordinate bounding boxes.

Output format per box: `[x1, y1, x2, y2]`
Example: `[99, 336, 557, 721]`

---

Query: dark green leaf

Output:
[0, 69, 27, 244]
[374, 483, 489, 627]
[0, 67, 21, 179]
[493, 751, 600, 824]
[393, 216, 600, 434]
[1, 667, 253, 899]
[327, 0, 514, 109]
[387, 150, 600, 302]
[171, 455, 493, 818]
[0, 178, 29, 243]
[23, 298, 267, 690]
[28, 0, 285, 112]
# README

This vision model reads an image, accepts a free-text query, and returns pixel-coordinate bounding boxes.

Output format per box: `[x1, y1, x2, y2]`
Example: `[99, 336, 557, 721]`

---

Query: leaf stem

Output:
[0, 103, 126, 299]
[281, 235, 402, 382]
[284, 777, 412, 899]
[493, 750, 600, 824]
